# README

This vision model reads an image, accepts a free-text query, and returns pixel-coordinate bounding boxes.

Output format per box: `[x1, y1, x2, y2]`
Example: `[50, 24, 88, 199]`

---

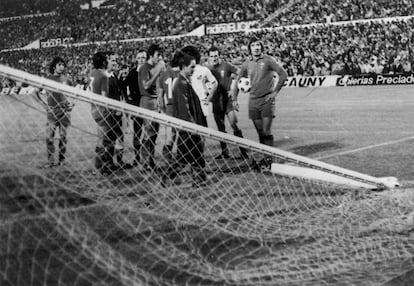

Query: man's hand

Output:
[153, 60, 166, 76]
[157, 97, 165, 113]
[67, 102, 75, 112]
[202, 97, 209, 106]
[32, 88, 48, 111]
[205, 91, 213, 103]
[232, 101, 239, 112]
[264, 91, 277, 102]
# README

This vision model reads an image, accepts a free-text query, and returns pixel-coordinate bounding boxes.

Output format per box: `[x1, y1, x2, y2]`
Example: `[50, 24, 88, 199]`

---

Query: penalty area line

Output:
[314, 134, 414, 160]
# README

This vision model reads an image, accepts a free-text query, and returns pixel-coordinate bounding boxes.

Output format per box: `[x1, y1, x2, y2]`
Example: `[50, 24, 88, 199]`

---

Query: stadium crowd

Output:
[1, 18, 413, 84]
[267, 0, 413, 26]
[1, 0, 414, 51]
[0, 0, 58, 18]
[0, 0, 281, 50]
[0, 0, 90, 18]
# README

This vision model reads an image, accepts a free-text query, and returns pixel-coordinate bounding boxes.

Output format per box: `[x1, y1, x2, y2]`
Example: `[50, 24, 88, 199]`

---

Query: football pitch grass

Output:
[1, 84, 414, 285]
[263, 84, 414, 182]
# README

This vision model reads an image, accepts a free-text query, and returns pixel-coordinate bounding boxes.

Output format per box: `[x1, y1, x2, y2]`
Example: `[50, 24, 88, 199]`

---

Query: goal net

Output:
[1, 64, 413, 285]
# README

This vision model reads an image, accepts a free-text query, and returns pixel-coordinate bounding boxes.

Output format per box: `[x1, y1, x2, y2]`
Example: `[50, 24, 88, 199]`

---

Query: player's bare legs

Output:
[252, 117, 273, 144]
[213, 112, 230, 158]
[227, 110, 248, 158]
[261, 116, 274, 145]
[46, 121, 57, 166]
[252, 119, 263, 142]
[252, 117, 274, 169]
[132, 116, 144, 166]
[142, 119, 159, 171]
[227, 110, 238, 130]
[57, 124, 68, 165]
[163, 127, 176, 161]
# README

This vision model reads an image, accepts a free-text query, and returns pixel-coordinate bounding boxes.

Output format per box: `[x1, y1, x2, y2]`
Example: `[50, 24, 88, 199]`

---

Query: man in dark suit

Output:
[124, 50, 147, 166]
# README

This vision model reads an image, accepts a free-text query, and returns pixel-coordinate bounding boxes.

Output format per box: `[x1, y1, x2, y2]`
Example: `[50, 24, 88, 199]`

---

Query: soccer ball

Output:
[237, 77, 251, 93]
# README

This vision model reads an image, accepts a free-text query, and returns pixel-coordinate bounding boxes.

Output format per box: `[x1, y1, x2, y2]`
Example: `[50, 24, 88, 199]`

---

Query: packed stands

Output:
[266, 0, 414, 26]
[0, 0, 413, 78]
[0, 0, 59, 18]
[2, 17, 413, 81]
[0, 0, 280, 50]
[2, 0, 414, 50]
[0, 0, 90, 18]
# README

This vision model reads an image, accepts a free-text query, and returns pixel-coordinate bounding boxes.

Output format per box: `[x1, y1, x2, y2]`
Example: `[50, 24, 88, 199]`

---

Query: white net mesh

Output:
[1, 65, 414, 285]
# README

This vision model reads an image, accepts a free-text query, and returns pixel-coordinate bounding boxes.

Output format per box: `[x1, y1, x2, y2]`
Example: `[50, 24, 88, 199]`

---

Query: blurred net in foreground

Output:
[1, 65, 414, 286]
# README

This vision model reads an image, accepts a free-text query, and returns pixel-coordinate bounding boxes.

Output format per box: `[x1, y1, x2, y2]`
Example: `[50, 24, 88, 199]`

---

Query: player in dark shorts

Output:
[89, 51, 119, 175]
[208, 46, 248, 159]
[34, 56, 74, 168]
[233, 36, 288, 169]
[138, 44, 165, 171]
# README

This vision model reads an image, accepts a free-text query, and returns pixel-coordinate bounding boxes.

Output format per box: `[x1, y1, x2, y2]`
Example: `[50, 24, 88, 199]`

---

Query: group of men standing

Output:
[38, 36, 288, 185]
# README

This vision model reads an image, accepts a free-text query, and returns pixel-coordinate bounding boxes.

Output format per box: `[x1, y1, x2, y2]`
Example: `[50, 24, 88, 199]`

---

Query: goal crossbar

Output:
[0, 64, 392, 189]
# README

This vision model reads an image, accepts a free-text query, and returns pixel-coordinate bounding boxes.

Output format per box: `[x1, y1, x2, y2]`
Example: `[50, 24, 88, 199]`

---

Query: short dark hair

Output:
[178, 53, 195, 70]
[49, 57, 65, 74]
[181, 45, 201, 64]
[106, 51, 115, 57]
[92, 52, 108, 69]
[171, 50, 185, 68]
[208, 46, 220, 55]
[147, 44, 162, 59]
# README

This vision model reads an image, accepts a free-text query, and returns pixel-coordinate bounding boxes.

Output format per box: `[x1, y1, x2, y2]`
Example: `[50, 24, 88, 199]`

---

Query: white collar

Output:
[105, 71, 115, 77]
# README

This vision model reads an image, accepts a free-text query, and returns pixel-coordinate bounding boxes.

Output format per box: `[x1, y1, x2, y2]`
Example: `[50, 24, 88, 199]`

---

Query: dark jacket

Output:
[172, 73, 207, 127]
[124, 67, 141, 105]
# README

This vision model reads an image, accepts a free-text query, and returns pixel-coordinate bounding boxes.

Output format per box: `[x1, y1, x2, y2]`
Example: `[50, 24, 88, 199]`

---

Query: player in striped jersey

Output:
[157, 51, 181, 160]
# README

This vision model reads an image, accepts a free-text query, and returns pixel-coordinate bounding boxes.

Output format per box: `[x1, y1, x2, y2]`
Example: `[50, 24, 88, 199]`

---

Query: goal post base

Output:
[376, 176, 401, 188]
[270, 163, 400, 190]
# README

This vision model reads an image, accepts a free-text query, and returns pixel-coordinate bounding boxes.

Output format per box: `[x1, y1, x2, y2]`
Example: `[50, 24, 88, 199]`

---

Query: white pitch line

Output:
[277, 129, 413, 134]
[314, 134, 414, 160]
